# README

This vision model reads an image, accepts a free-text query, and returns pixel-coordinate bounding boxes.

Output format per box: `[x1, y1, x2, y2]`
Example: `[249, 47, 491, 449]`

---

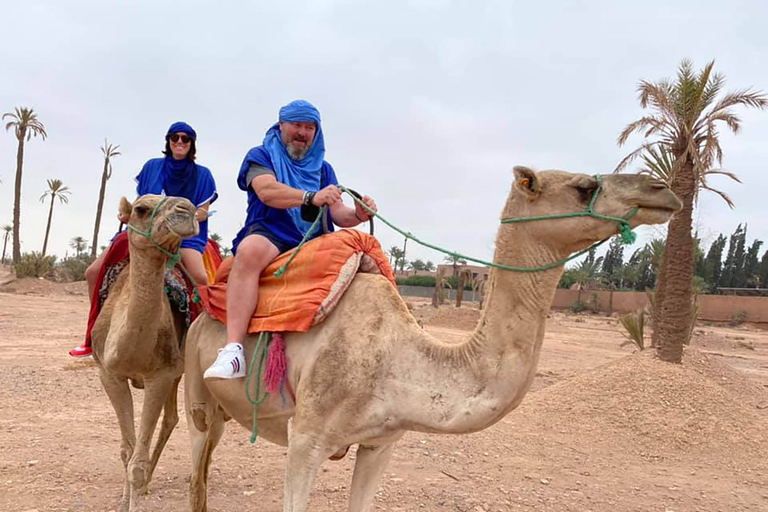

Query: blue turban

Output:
[166, 121, 197, 140]
[263, 99, 326, 234]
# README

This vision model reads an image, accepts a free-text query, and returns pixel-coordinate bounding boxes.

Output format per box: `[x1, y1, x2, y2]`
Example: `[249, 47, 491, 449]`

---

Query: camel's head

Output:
[503, 167, 682, 253]
[120, 194, 199, 252]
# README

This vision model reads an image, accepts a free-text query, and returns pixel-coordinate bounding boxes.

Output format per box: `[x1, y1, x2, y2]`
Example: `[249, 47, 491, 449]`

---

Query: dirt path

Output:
[1, 285, 767, 512]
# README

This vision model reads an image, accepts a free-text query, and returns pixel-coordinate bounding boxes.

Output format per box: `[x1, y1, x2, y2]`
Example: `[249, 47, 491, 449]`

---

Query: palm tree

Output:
[571, 255, 604, 304]
[222, 246, 232, 258]
[39, 179, 71, 256]
[616, 59, 767, 363]
[209, 232, 223, 244]
[91, 140, 121, 259]
[443, 253, 468, 277]
[3, 107, 47, 264]
[1, 224, 11, 264]
[70, 236, 87, 259]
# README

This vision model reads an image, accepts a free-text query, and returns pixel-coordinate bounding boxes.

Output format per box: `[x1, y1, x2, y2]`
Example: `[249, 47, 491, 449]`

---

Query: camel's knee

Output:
[120, 442, 135, 468]
[163, 407, 180, 429]
[191, 403, 208, 432]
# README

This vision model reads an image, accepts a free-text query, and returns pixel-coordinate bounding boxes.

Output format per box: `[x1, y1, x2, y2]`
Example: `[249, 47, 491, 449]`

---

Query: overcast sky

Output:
[1, 0, 766, 267]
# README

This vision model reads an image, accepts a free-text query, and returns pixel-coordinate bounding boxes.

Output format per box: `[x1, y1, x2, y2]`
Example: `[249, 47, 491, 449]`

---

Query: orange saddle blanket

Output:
[197, 229, 396, 333]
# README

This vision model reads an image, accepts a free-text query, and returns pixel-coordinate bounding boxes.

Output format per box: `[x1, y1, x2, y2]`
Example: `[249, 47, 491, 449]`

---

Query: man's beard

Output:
[286, 142, 309, 161]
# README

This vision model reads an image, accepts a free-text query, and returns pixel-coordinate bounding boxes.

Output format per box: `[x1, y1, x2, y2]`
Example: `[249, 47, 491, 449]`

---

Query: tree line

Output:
[559, 224, 767, 295]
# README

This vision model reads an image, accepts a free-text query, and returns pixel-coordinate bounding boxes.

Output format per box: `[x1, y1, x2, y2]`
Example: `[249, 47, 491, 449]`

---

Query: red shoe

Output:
[69, 344, 92, 357]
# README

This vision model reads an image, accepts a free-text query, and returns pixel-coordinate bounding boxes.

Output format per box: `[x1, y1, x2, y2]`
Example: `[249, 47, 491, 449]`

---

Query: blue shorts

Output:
[238, 223, 296, 255]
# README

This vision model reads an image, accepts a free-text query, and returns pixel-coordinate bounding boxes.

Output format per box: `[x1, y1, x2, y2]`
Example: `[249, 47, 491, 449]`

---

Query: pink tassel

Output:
[264, 332, 288, 394]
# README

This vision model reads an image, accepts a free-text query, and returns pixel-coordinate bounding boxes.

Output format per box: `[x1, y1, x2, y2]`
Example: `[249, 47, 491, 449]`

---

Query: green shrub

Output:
[14, 252, 57, 278]
[402, 275, 437, 287]
[729, 310, 748, 327]
[60, 257, 89, 282]
[570, 300, 588, 313]
[619, 309, 645, 350]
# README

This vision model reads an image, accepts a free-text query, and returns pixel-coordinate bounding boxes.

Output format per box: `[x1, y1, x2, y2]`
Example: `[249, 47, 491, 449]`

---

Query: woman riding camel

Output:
[69, 121, 218, 357]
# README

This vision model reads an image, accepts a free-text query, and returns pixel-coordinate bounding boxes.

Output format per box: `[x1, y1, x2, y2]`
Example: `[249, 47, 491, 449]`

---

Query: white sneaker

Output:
[203, 343, 246, 380]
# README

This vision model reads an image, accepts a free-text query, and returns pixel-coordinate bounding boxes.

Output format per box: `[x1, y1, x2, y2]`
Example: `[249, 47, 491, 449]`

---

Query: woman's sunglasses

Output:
[169, 133, 192, 144]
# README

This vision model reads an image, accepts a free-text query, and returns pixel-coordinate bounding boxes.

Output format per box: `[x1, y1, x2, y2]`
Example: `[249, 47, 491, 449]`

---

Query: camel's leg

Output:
[127, 375, 176, 512]
[142, 375, 182, 493]
[283, 420, 338, 512]
[99, 371, 136, 512]
[185, 340, 226, 512]
[187, 404, 225, 512]
[347, 443, 395, 512]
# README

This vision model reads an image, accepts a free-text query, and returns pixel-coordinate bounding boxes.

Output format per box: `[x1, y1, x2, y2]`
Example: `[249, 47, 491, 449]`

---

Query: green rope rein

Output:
[245, 332, 271, 443]
[272, 175, 638, 279]
[331, 175, 637, 273]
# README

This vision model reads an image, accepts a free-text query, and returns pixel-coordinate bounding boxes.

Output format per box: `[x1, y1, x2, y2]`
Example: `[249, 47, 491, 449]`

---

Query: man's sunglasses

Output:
[169, 133, 192, 144]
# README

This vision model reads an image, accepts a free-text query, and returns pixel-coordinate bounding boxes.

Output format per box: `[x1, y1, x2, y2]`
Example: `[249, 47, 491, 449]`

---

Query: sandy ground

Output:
[1, 269, 767, 512]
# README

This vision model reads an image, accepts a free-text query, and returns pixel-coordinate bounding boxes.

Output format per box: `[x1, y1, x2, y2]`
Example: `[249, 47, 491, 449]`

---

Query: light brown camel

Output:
[184, 168, 682, 512]
[91, 194, 198, 512]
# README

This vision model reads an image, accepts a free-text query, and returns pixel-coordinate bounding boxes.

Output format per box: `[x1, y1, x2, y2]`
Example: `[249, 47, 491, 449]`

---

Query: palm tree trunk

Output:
[41, 195, 54, 257]
[91, 159, 109, 259]
[649, 262, 666, 348]
[1, 233, 8, 264]
[455, 273, 465, 307]
[12, 132, 26, 264]
[654, 157, 695, 363]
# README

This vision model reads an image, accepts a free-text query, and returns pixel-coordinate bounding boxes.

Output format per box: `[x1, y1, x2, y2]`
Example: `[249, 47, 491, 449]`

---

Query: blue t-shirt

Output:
[135, 157, 218, 253]
[232, 146, 338, 253]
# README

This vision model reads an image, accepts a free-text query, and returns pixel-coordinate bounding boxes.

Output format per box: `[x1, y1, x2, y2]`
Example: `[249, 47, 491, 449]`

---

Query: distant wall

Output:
[398, 286, 768, 323]
[551, 289, 768, 323]
[397, 285, 481, 302]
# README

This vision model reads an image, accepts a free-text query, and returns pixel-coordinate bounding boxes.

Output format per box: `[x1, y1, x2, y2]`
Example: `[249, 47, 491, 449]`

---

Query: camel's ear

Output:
[119, 197, 133, 219]
[513, 166, 541, 200]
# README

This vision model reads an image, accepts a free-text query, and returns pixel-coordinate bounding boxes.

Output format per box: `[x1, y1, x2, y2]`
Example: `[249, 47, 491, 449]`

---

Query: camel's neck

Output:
[406, 224, 568, 433]
[122, 248, 167, 344]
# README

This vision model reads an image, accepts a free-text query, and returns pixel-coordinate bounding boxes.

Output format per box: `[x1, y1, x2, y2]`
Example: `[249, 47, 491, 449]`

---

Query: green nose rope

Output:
[500, 175, 637, 246]
[126, 197, 183, 270]
[126, 196, 201, 303]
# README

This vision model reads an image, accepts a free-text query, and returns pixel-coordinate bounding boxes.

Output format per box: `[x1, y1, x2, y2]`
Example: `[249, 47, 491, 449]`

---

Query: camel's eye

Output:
[575, 185, 596, 204]
[134, 205, 150, 216]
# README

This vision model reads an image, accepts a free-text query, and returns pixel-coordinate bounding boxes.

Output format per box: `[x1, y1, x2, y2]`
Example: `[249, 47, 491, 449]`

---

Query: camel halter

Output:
[126, 197, 182, 270]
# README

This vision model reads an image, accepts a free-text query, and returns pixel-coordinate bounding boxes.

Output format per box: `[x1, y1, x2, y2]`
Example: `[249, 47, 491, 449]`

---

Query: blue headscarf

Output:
[166, 121, 197, 140]
[263, 100, 326, 234]
[164, 121, 197, 198]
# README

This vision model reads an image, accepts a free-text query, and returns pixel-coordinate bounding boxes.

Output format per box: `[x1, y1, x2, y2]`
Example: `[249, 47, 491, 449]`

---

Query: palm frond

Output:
[614, 141, 660, 173]
[709, 89, 768, 116]
[638, 144, 676, 182]
[617, 116, 668, 146]
[700, 184, 735, 209]
[702, 168, 742, 182]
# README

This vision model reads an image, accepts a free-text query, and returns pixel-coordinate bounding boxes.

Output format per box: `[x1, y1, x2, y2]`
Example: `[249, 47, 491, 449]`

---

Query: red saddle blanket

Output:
[83, 231, 222, 347]
[198, 229, 396, 333]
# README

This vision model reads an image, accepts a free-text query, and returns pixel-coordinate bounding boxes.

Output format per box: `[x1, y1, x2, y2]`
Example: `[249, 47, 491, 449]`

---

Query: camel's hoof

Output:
[329, 445, 350, 461]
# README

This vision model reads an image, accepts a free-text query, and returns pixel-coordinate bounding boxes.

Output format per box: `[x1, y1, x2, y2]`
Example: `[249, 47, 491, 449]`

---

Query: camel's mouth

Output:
[633, 204, 680, 225]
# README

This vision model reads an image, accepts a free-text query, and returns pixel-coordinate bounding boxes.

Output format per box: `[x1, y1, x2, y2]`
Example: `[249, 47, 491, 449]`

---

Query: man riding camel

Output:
[203, 99, 377, 379]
